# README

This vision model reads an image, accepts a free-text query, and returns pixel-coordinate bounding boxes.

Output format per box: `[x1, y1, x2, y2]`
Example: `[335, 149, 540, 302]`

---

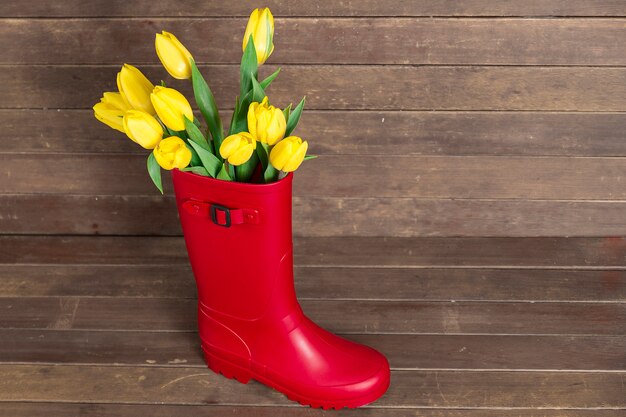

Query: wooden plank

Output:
[2, 330, 624, 371]
[0, 365, 624, 408]
[1, 265, 624, 302]
[1, 297, 624, 334]
[2, 0, 625, 17]
[1, 236, 624, 268]
[3, 65, 625, 111]
[3, 19, 625, 65]
[2, 154, 626, 200]
[3, 194, 626, 237]
[4, 109, 626, 157]
[2, 403, 623, 417]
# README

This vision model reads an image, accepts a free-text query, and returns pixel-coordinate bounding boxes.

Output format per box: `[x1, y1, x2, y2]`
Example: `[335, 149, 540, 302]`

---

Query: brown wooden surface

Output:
[1, 264, 624, 301]
[1, 235, 625, 268]
[4, 18, 625, 65]
[1, 365, 624, 408]
[1, 2, 625, 416]
[6, 109, 626, 156]
[5, 194, 626, 237]
[3, 154, 626, 199]
[2, 296, 626, 334]
[4, 65, 626, 111]
[2, 404, 624, 417]
[2, 330, 625, 371]
[2, 1, 626, 17]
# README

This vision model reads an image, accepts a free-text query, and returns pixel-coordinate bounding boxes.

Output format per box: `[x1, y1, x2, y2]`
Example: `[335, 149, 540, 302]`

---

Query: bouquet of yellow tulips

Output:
[93, 8, 313, 193]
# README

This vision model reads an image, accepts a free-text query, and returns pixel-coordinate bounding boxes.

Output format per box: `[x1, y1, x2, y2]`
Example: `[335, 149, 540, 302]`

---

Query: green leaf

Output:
[285, 97, 305, 137]
[187, 139, 222, 178]
[256, 142, 269, 172]
[228, 96, 241, 136]
[181, 166, 210, 176]
[160, 80, 166, 87]
[190, 59, 224, 149]
[217, 164, 232, 181]
[230, 90, 253, 135]
[264, 162, 279, 184]
[303, 154, 318, 160]
[251, 75, 266, 103]
[260, 67, 281, 90]
[282, 103, 292, 124]
[185, 141, 201, 166]
[184, 116, 212, 153]
[147, 152, 163, 194]
[235, 151, 259, 183]
[165, 126, 185, 139]
[227, 162, 236, 179]
[259, 143, 278, 183]
[240, 35, 259, 99]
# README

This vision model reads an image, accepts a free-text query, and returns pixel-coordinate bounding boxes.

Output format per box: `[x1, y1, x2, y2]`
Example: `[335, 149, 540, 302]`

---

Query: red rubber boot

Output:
[171, 169, 390, 409]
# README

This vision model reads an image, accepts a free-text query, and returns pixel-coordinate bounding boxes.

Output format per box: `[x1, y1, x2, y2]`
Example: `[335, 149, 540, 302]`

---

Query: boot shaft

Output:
[172, 169, 295, 320]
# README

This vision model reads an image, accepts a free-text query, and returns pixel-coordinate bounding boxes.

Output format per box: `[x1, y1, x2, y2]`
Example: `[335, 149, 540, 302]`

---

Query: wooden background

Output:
[0, 1, 625, 416]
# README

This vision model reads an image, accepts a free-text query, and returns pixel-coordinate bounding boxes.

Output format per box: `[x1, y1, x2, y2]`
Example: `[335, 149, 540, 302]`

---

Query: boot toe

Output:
[265, 318, 391, 408]
[324, 348, 391, 407]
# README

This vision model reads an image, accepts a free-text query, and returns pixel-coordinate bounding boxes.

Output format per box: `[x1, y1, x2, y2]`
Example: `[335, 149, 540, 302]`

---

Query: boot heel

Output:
[202, 346, 252, 384]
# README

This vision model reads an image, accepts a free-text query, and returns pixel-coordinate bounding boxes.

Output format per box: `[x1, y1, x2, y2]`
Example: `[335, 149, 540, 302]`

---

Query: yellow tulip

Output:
[123, 110, 164, 149]
[219, 132, 256, 166]
[101, 92, 131, 112]
[155, 31, 193, 80]
[150, 86, 193, 132]
[242, 8, 275, 65]
[247, 97, 285, 146]
[117, 64, 155, 114]
[93, 102, 126, 133]
[153, 136, 192, 170]
[93, 92, 131, 132]
[269, 136, 308, 173]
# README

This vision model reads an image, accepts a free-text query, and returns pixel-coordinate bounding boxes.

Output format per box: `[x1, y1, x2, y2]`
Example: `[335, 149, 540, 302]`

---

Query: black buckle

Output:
[210, 204, 231, 227]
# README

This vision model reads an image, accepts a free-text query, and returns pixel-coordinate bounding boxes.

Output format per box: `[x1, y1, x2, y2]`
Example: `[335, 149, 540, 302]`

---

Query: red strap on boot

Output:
[182, 200, 259, 227]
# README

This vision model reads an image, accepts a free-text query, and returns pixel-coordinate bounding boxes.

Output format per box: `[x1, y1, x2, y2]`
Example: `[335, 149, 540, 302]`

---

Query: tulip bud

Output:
[242, 8, 275, 65]
[101, 92, 131, 112]
[219, 132, 256, 166]
[117, 64, 156, 114]
[269, 136, 308, 173]
[153, 136, 192, 170]
[93, 102, 126, 133]
[123, 110, 164, 149]
[93, 92, 132, 132]
[247, 97, 286, 146]
[155, 31, 193, 80]
[150, 86, 194, 132]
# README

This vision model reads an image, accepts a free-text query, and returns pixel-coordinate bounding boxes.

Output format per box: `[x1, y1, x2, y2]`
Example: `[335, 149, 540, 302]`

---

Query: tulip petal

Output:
[283, 140, 308, 172]
[93, 102, 126, 133]
[123, 110, 163, 149]
[155, 31, 193, 80]
[118, 64, 155, 114]
[154, 136, 190, 170]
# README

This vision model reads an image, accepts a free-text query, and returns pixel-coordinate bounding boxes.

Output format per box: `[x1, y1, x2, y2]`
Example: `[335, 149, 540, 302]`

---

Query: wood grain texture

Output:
[1, 236, 624, 268]
[1, 296, 624, 334]
[3, 154, 626, 200]
[2, 330, 625, 371]
[4, 110, 626, 157]
[1, 265, 624, 302]
[2, 404, 623, 417]
[3, 194, 626, 237]
[4, 18, 625, 65]
[2, 1, 626, 17]
[0, 365, 624, 408]
[1, 1, 624, 415]
[3, 65, 625, 111]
